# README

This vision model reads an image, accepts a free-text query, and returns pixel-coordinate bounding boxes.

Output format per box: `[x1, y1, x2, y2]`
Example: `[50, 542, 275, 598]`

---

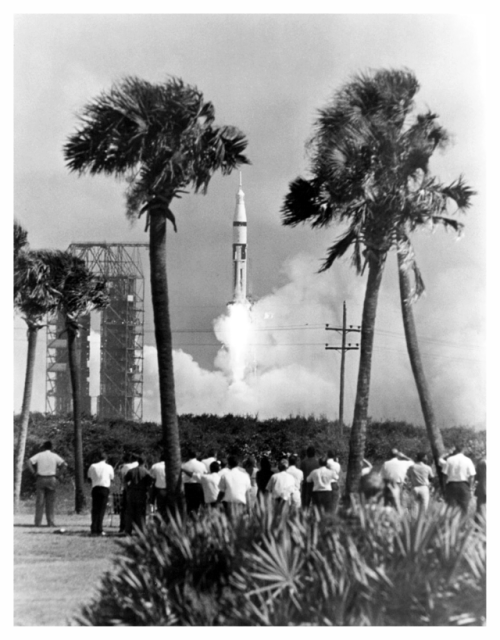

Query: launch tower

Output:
[45, 242, 148, 421]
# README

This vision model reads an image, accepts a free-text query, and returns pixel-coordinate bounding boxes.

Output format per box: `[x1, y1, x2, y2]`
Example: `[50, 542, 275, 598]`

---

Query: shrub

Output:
[75, 501, 486, 626]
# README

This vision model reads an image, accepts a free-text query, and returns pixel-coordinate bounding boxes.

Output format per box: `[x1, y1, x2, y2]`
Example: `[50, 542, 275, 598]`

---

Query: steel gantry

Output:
[45, 242, 148, 421]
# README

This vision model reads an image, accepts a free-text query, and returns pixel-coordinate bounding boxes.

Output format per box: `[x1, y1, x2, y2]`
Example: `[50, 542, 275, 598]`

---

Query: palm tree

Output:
[49, 251, 109, 513]
[14, 232, 60, 511]
[282, 69, 474, 496]
[63, 76, 249, 512]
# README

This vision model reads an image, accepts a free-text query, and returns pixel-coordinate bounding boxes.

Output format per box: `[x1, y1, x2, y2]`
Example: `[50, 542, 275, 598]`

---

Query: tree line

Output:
[14, 68, 475, 514]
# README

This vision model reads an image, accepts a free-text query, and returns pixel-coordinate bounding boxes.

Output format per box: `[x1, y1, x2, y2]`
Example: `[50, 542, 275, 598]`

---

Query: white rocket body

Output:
[232, 181, 247, 303]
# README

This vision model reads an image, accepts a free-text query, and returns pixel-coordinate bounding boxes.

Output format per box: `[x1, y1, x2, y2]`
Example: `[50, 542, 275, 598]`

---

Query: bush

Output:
[75, 501, 486, 626]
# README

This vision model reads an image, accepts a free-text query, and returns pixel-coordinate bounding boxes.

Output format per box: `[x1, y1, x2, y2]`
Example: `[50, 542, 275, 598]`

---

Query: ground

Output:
[14, 488, 122, 626]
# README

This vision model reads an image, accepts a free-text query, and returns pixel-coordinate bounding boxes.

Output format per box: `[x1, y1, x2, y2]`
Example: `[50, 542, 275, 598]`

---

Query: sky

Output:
[13, 12, 488, 429]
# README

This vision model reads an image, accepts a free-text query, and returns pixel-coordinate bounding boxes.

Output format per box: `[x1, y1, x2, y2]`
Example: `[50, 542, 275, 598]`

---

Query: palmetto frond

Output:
[14, 221, 29, 261]
[14, 250, 61, 324]
[319, 227, 359, 273]
[65, 75, 249, 223]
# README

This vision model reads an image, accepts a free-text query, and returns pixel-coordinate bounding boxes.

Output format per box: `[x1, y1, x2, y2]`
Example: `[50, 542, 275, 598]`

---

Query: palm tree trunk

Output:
[67, 324, 86, 513]
[345, 254, 385, 497]
[14, 324, 38, 512]
[397, 252, 445, 489]
[149, 211, 183, 514]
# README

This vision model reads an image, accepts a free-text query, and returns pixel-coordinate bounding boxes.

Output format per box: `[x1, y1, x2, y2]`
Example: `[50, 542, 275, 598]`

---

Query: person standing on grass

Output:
[181, 449, 206, 514]
[200, 461, 222, 508]
[475, 456, 486, 519]
[381, 448, 414, 511]
[150, 454, 167, 517]
[87, 451, 114, 536]
[117, 453, 138, 533]
[124, 456, 153, 534]
[306, 457, 340, 515]
[406, 452, 434, 513]
[300, 446, 320, 508]
[266, 459, 296, 505]
[440, 443, 476, 514]
[286, 455, 304, 508]
[27, 440, 67, 527]
[217, 455, 251, 519]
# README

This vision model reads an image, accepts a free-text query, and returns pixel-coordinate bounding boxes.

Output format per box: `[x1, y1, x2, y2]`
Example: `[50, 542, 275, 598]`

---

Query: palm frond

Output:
[319, 228, 358, 273]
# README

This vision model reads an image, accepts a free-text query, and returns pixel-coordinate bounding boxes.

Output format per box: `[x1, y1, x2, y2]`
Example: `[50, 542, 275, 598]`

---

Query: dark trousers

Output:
[312, 490, 335, 514]
[35, 476, 57, 526]
[302, 482, 314, 509]
[91, 486, 110, 534]
[153, 487, 168, 517]
[446, 481, 471, 513]
[119, 491, 127, 532]
[184, 483, 204, 514]
[125, 492, 148, 534]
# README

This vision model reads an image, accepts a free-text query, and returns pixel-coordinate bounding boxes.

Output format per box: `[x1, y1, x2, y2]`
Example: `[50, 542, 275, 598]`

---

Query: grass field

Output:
[14, 488, 122, 626]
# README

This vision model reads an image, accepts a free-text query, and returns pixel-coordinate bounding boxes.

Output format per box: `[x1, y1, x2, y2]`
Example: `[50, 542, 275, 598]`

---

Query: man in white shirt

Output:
[182, 450, 206, 514]
[87, 451, 115, 536]
[218, 455, 251, 519]
[406, 452, 435, 513]
[307, 458, 340, 514]
[201, 449, 218, 473]
[381, 448, 413, 511]
[441, 443, 476, 513]
[150, 454, 167, 517]
[286, 455, 304, 508]
[27, 440, 67, 527]
[266, 459, 296, 504]
[200, 461, 222, 507]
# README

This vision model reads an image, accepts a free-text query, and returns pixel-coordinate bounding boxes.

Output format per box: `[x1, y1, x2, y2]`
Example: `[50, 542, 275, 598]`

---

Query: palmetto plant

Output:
[64, 76, 249, 512]
[281, 69, 474, 495]
[48, 251, 109, 512]
[14, 229, 61, 511]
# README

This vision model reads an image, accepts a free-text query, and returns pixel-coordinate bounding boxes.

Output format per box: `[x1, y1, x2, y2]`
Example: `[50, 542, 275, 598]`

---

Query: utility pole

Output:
[325, 301, 360, 437]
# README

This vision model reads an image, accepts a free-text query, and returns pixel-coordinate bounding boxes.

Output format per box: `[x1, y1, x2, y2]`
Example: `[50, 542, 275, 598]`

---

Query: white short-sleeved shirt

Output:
[200, 472, 221, 503]
[443, 453, 476, 483]
[30, 450, 65, 476]
[407, 462, 434, 488]
[219, 467, 251, 504]
[150, 462, 166, 489]
[201, 457, 217, 473]
[266, 471, 296, 500]
[381, 458, 413, 484]
[87, 460, 115, 488]
[182, 458, 206, 484]
[286, 465, 304, 491]
[326, 459, 341, 479]
[307, 467, 338, 491]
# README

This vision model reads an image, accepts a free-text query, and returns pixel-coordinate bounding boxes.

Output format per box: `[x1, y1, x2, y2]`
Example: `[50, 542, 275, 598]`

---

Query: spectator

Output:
[181, 449, 206, 514]
[266, 459, 296, 504]
[475, 456, 486, 519]
[201, 449, 218, 473]
[117, 452, 138, 533]
[406, 452, 434, 513]
[124, 456, 153, 534]
[243, 456, 258, 505]
[27, 440, 67, 527]
[286, 455, 304, 508]
[300, 446, 320, 508]
[306, 457, 340, 515]
[87, 450, 114, 536]
[441, 443, 476, 514]
[150, 454, 167, 517]
[256, 456, 273, 498]
[217, 455, 251, 519]
[381, 448, 413, 511]
[200, 461, 222, 508]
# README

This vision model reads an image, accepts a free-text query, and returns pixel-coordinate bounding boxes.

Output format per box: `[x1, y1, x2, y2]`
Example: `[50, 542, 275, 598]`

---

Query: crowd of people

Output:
[26, 439, 486, 535]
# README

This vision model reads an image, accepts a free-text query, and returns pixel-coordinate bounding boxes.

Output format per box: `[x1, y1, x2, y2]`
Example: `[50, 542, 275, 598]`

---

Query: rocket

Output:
[231, 174, 248, 304]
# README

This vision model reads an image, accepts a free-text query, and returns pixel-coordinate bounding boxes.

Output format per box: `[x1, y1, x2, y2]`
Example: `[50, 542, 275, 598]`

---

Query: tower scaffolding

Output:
[45, 242, 148, 421]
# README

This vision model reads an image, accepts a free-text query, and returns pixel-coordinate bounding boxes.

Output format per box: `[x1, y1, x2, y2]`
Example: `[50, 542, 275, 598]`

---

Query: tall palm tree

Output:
[281, 69, 474, 496]
[14, 234, 60, 510]
[49, 251, 109, 513]
[63, 76, 249, 512]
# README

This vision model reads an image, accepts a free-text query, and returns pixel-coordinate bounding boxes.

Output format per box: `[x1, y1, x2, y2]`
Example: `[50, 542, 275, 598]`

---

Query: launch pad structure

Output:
[45, 243, 149, 421]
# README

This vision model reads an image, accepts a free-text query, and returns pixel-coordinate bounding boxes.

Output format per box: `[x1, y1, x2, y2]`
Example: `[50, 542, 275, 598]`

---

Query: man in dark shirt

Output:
[124, 456, 153, 534]
[300, 446, 320, 508]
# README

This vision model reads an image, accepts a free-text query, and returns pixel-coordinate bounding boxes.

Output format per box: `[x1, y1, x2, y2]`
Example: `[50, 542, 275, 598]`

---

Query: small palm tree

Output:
[49, 251, 109, 513]
[282, 69, 474, 496]
[14, 229, 60, 510]
[64, 76, 249, 512]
